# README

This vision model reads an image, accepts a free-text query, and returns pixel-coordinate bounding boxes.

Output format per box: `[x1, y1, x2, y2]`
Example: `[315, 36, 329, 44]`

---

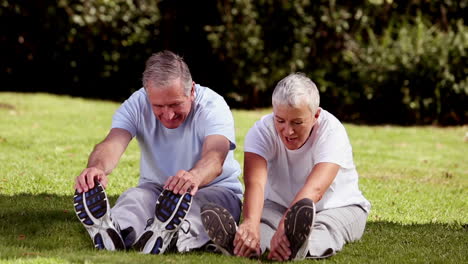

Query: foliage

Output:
[1, 0, 467, 124]
[343, 17, 468, 124]
[205, 0, 374, 107]
[204, 0, 467, 124]
[57, 0, 161, 78]
[0, 0, 161, 99]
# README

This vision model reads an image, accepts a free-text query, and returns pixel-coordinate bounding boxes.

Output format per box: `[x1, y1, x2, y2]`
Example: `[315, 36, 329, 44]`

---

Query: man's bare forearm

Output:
[189, 150, 224, 187]
[87, 141, 122, 175]
[86, 128, 132, 175]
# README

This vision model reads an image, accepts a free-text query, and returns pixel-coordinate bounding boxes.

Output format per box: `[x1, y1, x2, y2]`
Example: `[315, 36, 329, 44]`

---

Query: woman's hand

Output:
[267, 220, 291, 261]
[233, 219, 261, 257]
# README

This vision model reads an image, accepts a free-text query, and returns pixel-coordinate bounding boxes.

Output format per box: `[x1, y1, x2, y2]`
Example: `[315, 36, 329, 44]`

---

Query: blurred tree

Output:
[58, 0, 161, 76]
[204, 0, 395, 108]
[343, 16, 467, 124]
[204, 0, 467, 124]
[0, 0, 161, 100]
[1, 0, 466, 124]
[56, 0, 162, 98]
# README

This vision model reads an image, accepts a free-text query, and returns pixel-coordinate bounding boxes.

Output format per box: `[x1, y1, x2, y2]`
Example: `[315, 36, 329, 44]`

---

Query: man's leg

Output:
[306, 205, 368, 259]
[176, 185, 242, 252]
[110, 182, 163, 247]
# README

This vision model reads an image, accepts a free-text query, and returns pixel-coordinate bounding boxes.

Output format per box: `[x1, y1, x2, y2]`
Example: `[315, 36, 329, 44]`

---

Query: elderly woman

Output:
[201, 73, 370, 261]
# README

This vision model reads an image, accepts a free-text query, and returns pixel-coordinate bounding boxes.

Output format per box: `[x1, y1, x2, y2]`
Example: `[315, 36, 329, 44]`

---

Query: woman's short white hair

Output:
[272, 73, 320, 114]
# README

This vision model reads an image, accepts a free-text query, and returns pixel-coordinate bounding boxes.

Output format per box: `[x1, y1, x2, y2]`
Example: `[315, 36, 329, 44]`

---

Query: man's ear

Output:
[189, 81, 195, 100]
[191, 81, 195, 95]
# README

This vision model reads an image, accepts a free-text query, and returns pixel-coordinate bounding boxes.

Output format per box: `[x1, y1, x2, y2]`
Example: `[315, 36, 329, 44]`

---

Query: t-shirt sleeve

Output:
[111, 90, 144, 137]
[244, 116, 276, 162]
[313, 124, 354, 169]
[198, 96, 237, 150]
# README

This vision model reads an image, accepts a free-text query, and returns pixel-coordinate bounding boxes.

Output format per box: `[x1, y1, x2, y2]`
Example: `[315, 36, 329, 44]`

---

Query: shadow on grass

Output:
[0, 194, 466, 263]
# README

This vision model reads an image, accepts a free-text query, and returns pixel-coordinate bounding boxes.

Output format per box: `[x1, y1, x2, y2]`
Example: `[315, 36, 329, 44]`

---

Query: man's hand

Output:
[233, 219, 261, 257]
[74, 167, 108, 193]
[163, 170, 201, 195]
[267, 221, 291, 261]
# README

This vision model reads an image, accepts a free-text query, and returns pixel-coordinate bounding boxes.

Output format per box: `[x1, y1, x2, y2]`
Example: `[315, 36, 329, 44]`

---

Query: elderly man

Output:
[73, 50, 242, 254]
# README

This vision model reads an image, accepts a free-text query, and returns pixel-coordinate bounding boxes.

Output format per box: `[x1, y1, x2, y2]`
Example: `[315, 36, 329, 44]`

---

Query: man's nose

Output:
[163, 108, 175, 120]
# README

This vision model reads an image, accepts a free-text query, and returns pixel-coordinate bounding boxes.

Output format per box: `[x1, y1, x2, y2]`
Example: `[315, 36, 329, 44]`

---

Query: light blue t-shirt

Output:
[111, 84, 243, 197]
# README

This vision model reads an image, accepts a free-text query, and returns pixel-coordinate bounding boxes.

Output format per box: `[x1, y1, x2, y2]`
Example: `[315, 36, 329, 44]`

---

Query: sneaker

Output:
[134, 189, 192, 254]
[120, 226, 136, 249]
[201, 203, 237, 256]
[73, 179, 125, 250]
[284, 198, 315, 260]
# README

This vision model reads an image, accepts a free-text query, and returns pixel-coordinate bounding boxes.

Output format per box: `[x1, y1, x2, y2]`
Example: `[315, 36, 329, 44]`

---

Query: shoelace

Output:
[179, 219, 191, 234]
[144, 218, 155, 230]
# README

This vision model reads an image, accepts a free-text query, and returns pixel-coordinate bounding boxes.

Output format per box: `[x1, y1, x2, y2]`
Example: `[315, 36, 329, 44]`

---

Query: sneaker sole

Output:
[201, 203, 236, 256]
[134, 189, 192, 254]
[73, 180, 124, 250]
[284, 198, 315, 260]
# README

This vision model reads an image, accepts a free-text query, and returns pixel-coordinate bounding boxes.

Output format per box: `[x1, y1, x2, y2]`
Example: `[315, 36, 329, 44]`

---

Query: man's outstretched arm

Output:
[164, 134, 230, 195]
[74, 128, 132, 192]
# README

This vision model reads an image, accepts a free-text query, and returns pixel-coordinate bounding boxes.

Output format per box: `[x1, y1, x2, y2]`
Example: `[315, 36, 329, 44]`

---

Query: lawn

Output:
[0, 92, 466, 264]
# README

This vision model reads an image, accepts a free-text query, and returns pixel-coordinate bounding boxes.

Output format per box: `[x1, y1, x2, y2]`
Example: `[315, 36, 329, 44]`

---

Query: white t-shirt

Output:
[244, 109, 370, 212]
[111, 84, 243, 197]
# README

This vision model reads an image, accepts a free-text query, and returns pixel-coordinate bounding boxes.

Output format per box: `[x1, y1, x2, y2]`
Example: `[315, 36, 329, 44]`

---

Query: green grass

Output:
[0, 92, 467, 264]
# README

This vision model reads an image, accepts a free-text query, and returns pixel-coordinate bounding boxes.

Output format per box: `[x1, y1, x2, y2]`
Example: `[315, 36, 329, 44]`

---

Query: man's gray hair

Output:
[272, 73, 320, 114]
[142, 50, 193, 96]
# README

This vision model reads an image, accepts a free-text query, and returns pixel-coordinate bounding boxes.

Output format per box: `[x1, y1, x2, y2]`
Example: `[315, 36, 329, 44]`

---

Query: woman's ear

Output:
[314, 108, 321, 119]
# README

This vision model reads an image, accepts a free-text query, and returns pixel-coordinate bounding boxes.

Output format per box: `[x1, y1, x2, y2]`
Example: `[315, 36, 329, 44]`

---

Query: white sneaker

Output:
[73, 180, 125, 250]
[134, 189, 192, 254]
